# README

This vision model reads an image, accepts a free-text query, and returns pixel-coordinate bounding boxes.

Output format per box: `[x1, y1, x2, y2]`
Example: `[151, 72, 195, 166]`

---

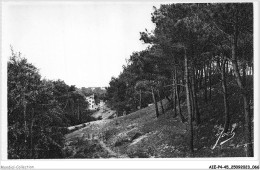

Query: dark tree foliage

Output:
[8, 50, 89, 159]
[106, 3, 253, 156]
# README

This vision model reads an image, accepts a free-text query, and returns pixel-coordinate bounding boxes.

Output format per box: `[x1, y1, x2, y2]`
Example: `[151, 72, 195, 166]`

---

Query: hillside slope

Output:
[63, 82, 251, 158]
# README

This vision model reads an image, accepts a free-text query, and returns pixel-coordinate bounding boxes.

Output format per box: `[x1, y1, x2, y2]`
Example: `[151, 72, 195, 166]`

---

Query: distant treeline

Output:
[81, 87, 106, 96]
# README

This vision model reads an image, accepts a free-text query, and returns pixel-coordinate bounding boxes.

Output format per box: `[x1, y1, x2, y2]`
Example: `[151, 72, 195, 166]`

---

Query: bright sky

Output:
[2, 1, 160, 88]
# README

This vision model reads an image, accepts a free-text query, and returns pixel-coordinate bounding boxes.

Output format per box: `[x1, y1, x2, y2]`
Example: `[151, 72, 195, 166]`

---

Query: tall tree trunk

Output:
[199, 68, 203, 90]
[139, 89, 142, 109]
[196, 69, 200, 89]
[158, 89, 165, 115]
[195, 69, 199, 89]
[231, 28, 253, 156]
[175, 67, 185, 122]
[182, 75, 185, 92]
[221, 60, 230, 133]
[172, 71, 177, 116]
[204, 63, 208, 103]
[191, 65, 200, 125]
[152, 88, 159, 118]
[226, 60, 230, 76]
[174, 92, 177, 116]
[189, 81, 194, 121]
[242, 63, 247, 87]
[209, 62, 212, 101]
[184, 49, 194, 153]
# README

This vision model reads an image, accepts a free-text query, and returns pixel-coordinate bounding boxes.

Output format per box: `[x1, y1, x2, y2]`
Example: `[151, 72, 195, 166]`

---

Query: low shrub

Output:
[103, 128, 118, 141]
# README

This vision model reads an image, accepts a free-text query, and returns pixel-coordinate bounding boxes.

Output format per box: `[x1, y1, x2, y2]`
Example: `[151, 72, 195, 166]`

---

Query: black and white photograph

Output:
[1, 0, 259, 169]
